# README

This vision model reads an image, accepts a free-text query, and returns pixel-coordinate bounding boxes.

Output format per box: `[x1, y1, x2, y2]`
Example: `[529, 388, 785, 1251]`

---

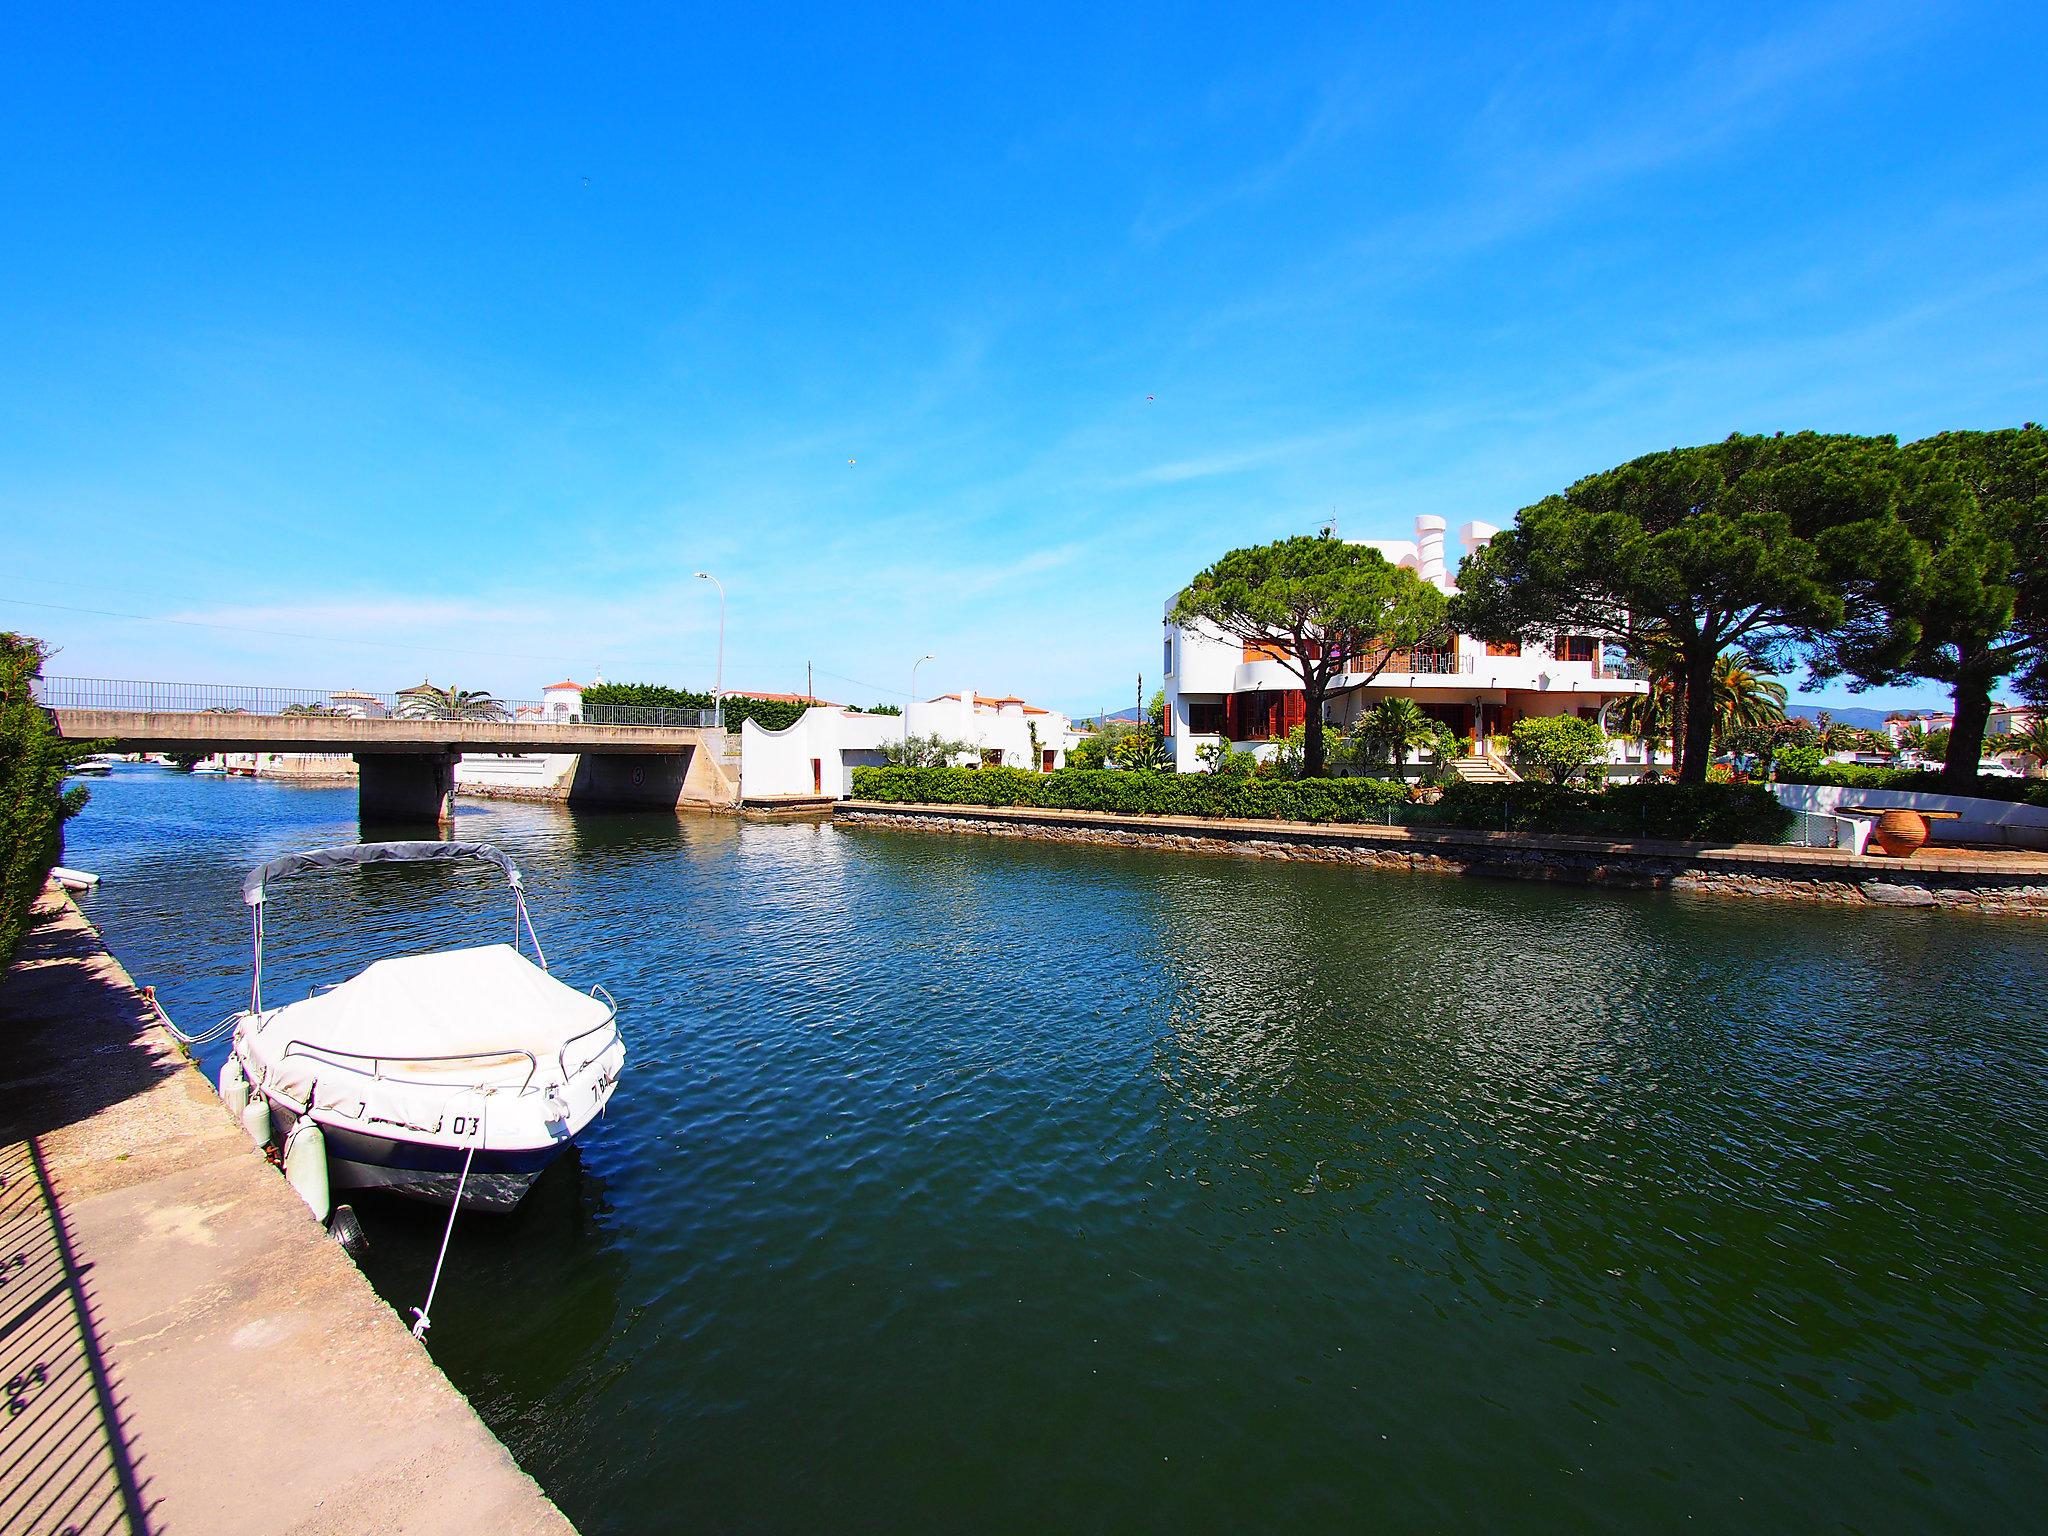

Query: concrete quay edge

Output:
[0, 890, 578, 1536]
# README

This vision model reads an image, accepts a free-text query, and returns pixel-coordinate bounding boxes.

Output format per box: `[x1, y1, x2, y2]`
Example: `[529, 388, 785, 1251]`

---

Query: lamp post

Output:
[909, 654, 934, 750]
[694, 571, 725, 728]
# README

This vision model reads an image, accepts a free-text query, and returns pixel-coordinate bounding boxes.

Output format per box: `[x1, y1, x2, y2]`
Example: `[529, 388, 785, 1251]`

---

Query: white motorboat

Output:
[67, 754, 115, 776]
[221, 841, 625, 1212]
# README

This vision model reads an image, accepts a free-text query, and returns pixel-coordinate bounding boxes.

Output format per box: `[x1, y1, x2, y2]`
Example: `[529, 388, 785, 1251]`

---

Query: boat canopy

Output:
[243, 841, 520, 906]
[246, 944, 612, 1099]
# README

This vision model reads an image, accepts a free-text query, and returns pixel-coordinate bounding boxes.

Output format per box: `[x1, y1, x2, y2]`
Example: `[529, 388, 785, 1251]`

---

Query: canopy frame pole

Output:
[251, 901, 265, 1016]
[515, 887, 549, 972]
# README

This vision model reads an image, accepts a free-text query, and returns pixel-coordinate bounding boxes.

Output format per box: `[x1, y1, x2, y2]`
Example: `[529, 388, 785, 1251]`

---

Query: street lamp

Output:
[908, 654, 934, 745]
[695, 572, 726, 728]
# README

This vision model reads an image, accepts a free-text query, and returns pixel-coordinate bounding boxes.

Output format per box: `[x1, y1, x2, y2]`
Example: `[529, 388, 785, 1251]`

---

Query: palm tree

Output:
[2014, 718, 2048, 776]
[1355, 697, 1440, 765]
[397, 683, 508, 722]
[1710, 653, 1787, 743]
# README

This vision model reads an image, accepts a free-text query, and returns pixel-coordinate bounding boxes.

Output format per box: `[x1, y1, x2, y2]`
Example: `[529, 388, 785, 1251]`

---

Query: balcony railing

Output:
[1343, 650, 1469, 677]
[1597, 657, 1650, 681]
[32, 677, 717, 729]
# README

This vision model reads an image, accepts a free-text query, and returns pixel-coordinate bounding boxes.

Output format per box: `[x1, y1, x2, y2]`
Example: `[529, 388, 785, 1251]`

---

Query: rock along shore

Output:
[834, 801, 2048, 917]
[0, 890, 577, 1536]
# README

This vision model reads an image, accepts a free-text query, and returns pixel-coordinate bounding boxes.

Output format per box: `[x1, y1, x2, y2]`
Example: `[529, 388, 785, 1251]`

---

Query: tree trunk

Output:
[1942, 652, 1995, 791]
[1302, 681, 1327, 779]
[1679, 650, 1717, 783]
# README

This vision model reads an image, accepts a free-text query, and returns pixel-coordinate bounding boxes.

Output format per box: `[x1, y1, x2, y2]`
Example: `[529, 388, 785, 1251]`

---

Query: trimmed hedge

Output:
[850, 766, 1410, 822]
[848, 767, 1797, 842]
[1419, 780, 1796, 843]
[1777, 763, 2048, 808]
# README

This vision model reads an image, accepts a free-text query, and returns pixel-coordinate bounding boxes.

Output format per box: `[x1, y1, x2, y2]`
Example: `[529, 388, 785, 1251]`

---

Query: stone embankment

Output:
[0, 891, 577, 1535]
[835, 802, 2048, 916]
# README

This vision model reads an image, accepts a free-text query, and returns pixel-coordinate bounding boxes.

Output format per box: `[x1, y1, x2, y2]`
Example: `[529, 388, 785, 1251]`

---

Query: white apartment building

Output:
[1161, 515, 1652, 773]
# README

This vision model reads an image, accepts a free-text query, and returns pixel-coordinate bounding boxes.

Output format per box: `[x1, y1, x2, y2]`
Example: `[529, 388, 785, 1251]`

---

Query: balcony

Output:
[1346, 649, 1469, 677]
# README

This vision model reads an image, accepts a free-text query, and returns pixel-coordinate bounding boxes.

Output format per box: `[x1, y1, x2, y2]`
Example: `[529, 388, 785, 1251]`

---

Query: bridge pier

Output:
[355, 752, 455, 825]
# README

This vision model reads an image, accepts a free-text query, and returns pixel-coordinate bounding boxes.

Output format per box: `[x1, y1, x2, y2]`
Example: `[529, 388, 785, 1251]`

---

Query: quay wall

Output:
[834, 801, 2048, 916]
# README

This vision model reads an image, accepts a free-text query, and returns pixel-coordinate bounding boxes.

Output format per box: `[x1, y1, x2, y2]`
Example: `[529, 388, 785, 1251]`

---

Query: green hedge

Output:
[1776, 763, 2048, 808]
[2, 634, 94, 966]
[850, 767, 1797, 843]
[1420, 780, 1795, 842]
[850, 766, 1410, 822]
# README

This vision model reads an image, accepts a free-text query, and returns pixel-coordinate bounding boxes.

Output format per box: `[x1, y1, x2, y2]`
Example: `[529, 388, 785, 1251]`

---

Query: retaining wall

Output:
[835, 801, 2048, 916]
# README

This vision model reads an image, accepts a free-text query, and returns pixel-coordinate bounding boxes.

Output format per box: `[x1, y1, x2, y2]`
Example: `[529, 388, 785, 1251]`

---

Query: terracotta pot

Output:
[1871, 808, 1929, 858]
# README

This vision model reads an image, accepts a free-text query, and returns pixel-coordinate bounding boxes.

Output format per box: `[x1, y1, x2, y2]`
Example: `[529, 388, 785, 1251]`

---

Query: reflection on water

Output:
[61, 766, 2048, 1535]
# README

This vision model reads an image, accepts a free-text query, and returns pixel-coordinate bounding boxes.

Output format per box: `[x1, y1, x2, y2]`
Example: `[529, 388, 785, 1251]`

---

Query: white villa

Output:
[1162, 515, 1653, 774]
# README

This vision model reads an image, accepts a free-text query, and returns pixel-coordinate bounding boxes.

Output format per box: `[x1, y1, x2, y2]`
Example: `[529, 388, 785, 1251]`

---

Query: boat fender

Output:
[544, 1086, 571, 1130]
[219, 1057, 251, 1120]
[282, 1120, 331, 1223]
[240, 1095, 272, 1149]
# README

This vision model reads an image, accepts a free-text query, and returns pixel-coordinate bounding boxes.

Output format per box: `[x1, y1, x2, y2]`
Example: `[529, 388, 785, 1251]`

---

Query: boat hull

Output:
[270, 1102, 570, 1213]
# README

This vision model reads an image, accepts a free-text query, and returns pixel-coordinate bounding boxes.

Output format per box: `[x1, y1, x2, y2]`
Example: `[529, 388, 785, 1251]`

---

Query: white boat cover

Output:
[246, 944, 612, 1099]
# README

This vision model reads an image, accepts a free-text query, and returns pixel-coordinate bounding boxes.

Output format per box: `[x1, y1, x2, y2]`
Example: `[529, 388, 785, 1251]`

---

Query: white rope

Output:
[411, 1091, 487, 1341]
[142, 987, 241, 1047]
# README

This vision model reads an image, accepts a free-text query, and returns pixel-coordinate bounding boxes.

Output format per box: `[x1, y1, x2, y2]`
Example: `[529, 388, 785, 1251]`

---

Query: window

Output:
[1243, 640, 1289, 662]
[980, 749, 1003, 768]
[1186, 699, 1224, 735]
[1556, 635, 1596, 663]
[1485, 639, 1522, 657]
[1163, 635, 1174, 676]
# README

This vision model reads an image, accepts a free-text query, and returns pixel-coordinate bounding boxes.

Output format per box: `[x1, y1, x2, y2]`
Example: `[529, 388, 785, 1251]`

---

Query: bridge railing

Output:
[32, 677, 717, 730]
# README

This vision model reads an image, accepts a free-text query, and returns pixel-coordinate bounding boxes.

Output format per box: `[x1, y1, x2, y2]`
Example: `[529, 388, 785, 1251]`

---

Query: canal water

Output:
[59, 766, 2048, 1534]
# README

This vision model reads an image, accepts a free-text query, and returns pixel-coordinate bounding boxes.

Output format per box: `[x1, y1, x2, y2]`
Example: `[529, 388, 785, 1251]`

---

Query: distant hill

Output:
[1787, 704, 1895, 728]
[1076, 707, 1146, 728]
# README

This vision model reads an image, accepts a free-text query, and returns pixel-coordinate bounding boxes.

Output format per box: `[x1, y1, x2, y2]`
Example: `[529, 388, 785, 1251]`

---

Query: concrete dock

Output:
[0, 890, 577, 1535]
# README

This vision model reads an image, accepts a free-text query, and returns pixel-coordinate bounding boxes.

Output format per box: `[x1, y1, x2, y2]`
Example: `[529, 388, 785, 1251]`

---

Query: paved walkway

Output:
[0, 891, 576, 1536]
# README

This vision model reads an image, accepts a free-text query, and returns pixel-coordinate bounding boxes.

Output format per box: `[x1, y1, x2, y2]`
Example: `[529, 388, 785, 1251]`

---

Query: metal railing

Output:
[580, 702, 720, 728]
[32, 677, 717, 730]
[1345, 650, 1469, 677]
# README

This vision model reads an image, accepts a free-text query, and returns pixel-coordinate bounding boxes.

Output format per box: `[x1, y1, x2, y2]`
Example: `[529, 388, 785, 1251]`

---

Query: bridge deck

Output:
[52, 708, 718, 756]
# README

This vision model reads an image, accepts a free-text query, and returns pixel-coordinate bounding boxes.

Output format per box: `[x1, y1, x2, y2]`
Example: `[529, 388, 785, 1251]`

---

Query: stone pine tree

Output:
[1169, 534, 1448, 779]
[1808, 425, 2048, 790]
[1451, 433, 1895, 783]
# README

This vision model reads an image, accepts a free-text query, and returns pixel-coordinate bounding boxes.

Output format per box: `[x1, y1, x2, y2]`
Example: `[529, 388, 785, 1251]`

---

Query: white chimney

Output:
[1415, 515, 1448, 588]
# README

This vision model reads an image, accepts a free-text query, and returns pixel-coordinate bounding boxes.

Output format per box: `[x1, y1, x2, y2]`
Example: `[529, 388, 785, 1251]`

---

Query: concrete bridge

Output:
[44, 683, 736, 822]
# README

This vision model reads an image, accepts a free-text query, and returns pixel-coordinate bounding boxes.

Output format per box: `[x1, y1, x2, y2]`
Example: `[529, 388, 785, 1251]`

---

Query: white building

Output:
[1162, 515, 1652, 774]
[740, 692, 1079, 800]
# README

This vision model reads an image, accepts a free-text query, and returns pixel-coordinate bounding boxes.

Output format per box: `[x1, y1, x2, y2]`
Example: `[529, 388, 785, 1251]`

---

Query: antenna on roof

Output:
[1319, 510, 1338, 539]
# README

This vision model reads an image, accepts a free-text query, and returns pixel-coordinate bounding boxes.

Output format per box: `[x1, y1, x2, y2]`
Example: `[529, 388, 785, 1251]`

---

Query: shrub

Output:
[850, 766, 1408, 822]
[1507, 715, 1607, 785]
[881, 733, 973, 767]
[2, 634, 96, 965]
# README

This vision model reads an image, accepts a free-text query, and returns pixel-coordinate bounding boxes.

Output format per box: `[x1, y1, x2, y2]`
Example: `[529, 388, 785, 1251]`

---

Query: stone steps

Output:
[1452, 756, 1517, 784]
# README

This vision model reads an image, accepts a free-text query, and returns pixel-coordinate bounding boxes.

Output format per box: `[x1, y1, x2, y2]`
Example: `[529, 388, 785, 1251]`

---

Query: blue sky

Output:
[3, 2, 2043, 716]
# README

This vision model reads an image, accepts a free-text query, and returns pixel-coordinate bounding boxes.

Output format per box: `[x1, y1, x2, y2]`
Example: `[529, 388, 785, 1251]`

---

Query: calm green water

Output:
[61, 766, 2048, 1534]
